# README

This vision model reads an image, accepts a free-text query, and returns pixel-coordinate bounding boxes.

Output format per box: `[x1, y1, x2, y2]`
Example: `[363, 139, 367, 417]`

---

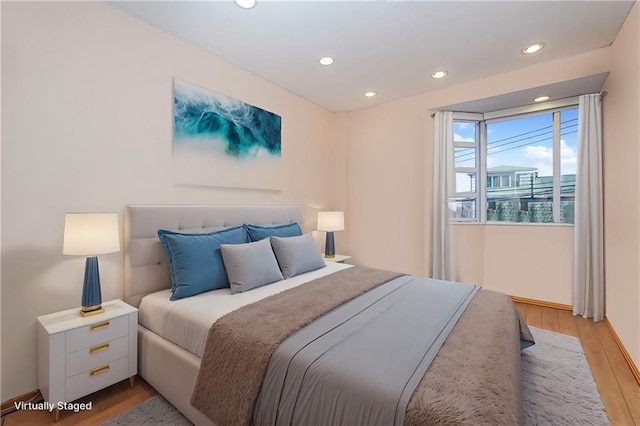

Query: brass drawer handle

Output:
[90, 321, 110, 332]
[89, 343, 110, 354]
[90, 365, 110, 377]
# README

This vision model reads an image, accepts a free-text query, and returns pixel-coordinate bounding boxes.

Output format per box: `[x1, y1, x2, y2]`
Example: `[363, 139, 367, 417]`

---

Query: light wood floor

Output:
[3, 304, 640, 425]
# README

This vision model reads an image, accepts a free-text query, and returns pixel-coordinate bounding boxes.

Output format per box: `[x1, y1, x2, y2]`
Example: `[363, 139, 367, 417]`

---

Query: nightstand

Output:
[323, 254, 352, 264]
[37, 299, 138, 421]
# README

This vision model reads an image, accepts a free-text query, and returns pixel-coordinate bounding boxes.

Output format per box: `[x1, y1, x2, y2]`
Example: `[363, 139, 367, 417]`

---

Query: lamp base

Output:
[324, 231, 336, 258]
[81, 256, 103, 317]
[79, 306, 105, 317]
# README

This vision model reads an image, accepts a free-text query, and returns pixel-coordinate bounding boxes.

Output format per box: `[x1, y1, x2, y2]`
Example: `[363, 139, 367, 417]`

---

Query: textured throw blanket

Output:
[191, 267, 534, 425]
[191, 267, 403, 425]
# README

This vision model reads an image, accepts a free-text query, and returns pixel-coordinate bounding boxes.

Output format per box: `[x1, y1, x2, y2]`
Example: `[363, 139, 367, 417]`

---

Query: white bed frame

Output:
[124, 204, 305, 425]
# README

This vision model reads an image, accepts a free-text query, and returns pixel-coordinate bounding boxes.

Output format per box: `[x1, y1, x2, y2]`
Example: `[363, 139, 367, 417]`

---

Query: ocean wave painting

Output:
[173, 79, 282, 190]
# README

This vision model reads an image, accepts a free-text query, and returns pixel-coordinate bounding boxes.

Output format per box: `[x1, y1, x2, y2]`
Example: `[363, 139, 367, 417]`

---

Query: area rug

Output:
[523, 327, 610, 425]
[103, 327, 609, 425]
[102, 394, 192, 426]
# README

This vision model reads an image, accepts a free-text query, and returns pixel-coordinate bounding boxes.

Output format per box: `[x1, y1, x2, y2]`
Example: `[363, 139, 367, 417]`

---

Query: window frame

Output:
[450, 100, 578, 225]
[452, 112, 483, 222]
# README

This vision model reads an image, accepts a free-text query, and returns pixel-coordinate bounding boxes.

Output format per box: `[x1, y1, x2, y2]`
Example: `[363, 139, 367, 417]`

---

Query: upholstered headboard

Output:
[124, 204, 305, 307]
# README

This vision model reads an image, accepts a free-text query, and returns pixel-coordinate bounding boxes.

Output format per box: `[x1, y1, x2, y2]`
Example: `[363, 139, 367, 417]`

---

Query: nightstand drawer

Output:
[66, 336, 128, 378]
[66, 356, 129, 402]
[65, 316, 128, 353]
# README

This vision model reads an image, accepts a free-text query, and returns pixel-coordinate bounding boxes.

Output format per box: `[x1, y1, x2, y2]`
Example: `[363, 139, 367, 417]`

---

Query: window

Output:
[450, 116, 481, 221]
[487, 174, 512, 188]
[450, 105, 578, 224]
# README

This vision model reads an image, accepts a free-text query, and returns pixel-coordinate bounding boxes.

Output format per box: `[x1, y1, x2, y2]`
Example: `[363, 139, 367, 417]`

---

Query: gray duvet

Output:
[254, 276, 480, 426]
[191, 267, 534, 426]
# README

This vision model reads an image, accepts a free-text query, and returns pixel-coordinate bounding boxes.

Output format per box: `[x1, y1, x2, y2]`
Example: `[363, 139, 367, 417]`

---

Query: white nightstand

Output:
[37, 299, 138, 421]
[323, 254, 352, 264]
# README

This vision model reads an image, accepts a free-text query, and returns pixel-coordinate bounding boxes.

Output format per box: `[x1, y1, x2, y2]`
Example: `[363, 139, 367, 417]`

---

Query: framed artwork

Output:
[173, 79, 282, 190]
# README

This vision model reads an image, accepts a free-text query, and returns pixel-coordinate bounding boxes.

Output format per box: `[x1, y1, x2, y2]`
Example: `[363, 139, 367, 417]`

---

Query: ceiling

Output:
[109, 1, 634, 113]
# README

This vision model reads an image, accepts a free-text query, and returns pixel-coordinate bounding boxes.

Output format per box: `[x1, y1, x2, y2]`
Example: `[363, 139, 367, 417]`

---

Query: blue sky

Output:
[454, 108, 578, 180]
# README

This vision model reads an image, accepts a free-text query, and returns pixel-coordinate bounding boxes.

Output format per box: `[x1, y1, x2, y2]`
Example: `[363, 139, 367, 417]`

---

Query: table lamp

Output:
[317, 211, 344, 258]
[63, 212, 120, 316]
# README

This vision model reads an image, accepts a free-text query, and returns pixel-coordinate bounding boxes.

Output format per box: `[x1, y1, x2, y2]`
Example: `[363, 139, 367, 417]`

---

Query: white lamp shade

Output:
[63, 213, 120, 256]
[317, 211, 345, 232]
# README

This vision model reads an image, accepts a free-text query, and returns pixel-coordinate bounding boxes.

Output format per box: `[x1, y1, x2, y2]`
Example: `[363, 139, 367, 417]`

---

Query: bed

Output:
[125, 204, 534, 426]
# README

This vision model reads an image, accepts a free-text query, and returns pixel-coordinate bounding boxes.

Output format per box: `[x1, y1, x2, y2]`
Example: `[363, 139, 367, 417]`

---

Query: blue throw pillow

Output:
[245, 223, 302, 241]
[158, 226, 249, 300]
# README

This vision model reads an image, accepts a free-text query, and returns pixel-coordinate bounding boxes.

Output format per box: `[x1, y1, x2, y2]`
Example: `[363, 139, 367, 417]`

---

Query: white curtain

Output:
[430, 111, 456, 281]
[573, 94, 604, 322]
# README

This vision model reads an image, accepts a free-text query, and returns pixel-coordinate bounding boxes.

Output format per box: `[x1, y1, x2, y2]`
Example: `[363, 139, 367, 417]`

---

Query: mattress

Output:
[138, 261, 352, 358]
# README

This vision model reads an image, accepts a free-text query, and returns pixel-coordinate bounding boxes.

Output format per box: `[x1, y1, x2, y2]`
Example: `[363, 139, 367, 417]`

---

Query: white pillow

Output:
[221, 238, 284, 293]
[270, 234, 326, 278]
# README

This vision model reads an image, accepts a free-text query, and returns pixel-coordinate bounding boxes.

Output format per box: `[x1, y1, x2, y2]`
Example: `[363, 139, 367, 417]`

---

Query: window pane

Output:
[454, 122, 476, 143]
[449, 197, 476, 220]
[455, 172, 476, 193]
[486, 113, 554, 223]
[560, 108, 578, 224]
[455, 147, 476, 168]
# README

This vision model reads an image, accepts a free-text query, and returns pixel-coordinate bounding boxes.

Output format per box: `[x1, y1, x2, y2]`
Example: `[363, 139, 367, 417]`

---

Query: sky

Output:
[453, 108, 578, 192]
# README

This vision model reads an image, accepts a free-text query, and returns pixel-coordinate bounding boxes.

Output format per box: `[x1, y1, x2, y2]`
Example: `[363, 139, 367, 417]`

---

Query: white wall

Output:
[602, 2, 640, 367]
[1, 2, 343, 400]
[453, 224, 574, 302]
[0, 0, 3, 402]
[346, 98, 428, 276]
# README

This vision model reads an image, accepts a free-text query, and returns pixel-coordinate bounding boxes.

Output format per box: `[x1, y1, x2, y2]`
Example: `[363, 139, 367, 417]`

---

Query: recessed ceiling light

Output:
[522, 42, 544, 55]
[319, 57, 334, 66]
[431, 70, 448, 79]
[534, 96, 550, 102]
[234, 0, 256, 9]
[364, 91, 377, 98]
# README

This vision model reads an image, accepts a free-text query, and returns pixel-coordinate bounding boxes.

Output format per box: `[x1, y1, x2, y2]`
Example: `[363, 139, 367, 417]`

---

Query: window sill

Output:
[451, 221, 574, 228]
